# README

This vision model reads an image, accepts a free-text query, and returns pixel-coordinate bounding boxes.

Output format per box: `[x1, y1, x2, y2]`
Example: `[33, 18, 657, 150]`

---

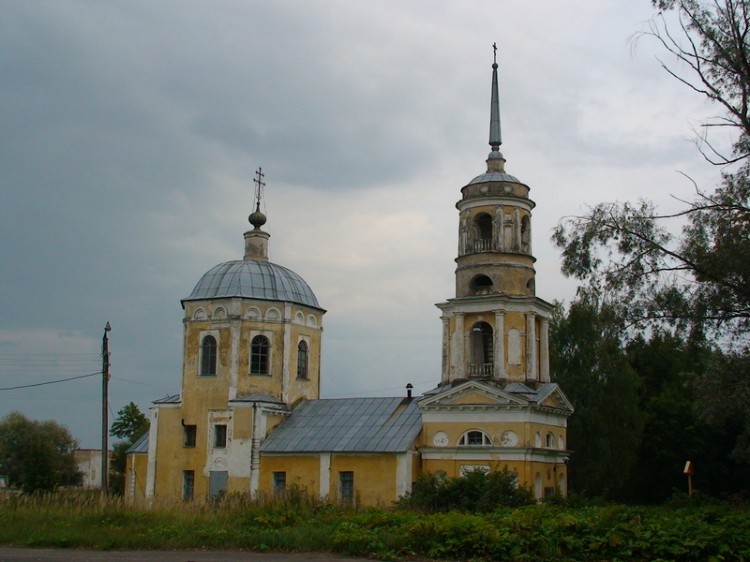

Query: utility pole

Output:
[101, 322, 111, 496]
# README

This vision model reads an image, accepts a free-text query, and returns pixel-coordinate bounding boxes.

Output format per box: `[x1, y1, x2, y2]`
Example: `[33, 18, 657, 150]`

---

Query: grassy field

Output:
[1, 491, 749, 561]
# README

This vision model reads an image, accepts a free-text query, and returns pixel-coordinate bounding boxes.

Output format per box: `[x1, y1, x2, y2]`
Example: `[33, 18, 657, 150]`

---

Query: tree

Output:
[554, 0, 750, 339]
[553, 0, 750, 467]
[110, 401, 149, 442]
[550, 298, 644, 499]
[109, 402, 149, 495]
[0, 412, 81, 493]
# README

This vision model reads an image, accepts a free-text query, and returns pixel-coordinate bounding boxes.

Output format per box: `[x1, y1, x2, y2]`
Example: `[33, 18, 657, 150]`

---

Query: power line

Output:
[0, 371, 100, 391]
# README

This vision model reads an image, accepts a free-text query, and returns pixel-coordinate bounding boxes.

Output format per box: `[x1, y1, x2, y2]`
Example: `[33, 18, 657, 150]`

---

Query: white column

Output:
[249, 405, 265, 496]
[441, 316, 450, 384]
[454, 313, 465, 380]
[494, 310, 506, 379]
[320, 453, 331, 499]
[540, 319, 550, 382]
[229, 318, 240, 400]
[145, 407, 159, 500]
[525, 313, 537, 381]
[396, 452, 413, 499]
[282, 303, 291, 403]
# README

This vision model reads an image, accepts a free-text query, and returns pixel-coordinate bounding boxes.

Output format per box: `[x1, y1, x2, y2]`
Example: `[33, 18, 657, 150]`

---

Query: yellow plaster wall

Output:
[330, 454, 398, 506]
[259, 455, 320, 497]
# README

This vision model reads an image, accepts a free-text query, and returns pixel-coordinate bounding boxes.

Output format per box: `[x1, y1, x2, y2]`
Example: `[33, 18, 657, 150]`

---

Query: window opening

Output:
[182, 470, 195, 501]
[471, 275, 493, 295]
[183, 424, 196, 447]
[469, 322, 493, 377]
[339, 471, 354, 504]
[214, 424, 227, 448]
[458, 430, 492, 446]
[297, 340, 309, 380]
[474, 214, 493, 252]
[250, 335, 270, 375]
[273, 472, 286, 495]
[200, 335, 217, 376]
[546, 432, 555, 448]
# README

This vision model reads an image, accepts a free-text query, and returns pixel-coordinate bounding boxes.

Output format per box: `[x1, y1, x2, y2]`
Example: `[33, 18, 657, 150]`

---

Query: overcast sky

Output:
[0, 1, 725, 448]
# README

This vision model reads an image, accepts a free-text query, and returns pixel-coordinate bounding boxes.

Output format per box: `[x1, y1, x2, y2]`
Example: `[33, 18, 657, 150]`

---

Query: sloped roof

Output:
[260, 397, 422, 454]
[125, 431, 149, 454]
[153, 394, 180, 404]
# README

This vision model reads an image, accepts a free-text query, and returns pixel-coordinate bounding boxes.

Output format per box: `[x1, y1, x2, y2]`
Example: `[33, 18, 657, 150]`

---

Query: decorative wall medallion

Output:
[500, 430, 518, 447]
[432, 431, 449, 447]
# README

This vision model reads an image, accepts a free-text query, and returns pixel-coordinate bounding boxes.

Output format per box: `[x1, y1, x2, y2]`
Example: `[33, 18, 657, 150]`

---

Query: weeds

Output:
[1, 489, 749, 560]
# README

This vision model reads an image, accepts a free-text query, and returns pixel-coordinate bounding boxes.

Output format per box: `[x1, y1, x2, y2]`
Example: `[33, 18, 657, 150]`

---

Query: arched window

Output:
[296, 340, 309, 380]
[458, 430, 492, 446]
[200, 335, 217, 376]
[250, 335, 270, 375]
[469, 322, 493, 377]
[474, 214, 493, 252]
[546, 432, 556, 448]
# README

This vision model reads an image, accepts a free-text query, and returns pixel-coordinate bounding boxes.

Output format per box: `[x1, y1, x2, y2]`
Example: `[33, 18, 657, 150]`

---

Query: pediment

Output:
[536, 384, 574, 413]
[418, 381, 528, 409]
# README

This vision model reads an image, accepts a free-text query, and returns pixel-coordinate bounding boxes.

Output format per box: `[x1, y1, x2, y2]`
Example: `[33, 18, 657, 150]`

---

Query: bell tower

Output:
[437, 46, 552, 386]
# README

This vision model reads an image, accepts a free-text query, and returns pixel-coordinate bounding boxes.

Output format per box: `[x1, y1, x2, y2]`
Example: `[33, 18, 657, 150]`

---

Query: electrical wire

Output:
[0, 371, 101, 391]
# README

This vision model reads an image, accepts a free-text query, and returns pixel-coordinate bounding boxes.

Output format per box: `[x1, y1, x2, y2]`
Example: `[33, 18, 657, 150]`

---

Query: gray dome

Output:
[466, 170, 520, 185]
[183, 260, 321, 309]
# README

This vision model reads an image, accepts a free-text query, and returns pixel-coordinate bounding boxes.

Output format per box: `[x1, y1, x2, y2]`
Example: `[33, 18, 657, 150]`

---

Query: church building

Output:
[125, 52, 573, 505]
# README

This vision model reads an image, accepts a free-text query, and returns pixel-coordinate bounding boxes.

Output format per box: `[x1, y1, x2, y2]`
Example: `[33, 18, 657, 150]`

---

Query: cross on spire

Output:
[253, 167, 265, 210]
[493, 42, 497, 65]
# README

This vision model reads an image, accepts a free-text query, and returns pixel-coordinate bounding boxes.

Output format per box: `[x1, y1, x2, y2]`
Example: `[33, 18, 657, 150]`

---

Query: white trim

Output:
[320, 453, 331, 499]
[145, 407, 159, 500]
[396, 452, 412, 498]
[420, 410, 569, 426]
[457, 197, 534, 213]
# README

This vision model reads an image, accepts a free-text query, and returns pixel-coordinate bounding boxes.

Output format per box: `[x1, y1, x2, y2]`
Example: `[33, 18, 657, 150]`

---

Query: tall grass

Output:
[1, 489, 749, 561]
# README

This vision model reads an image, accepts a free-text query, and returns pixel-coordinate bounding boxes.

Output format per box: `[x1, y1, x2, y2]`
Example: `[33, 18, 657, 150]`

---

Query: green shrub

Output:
[397, 467, 535, 513]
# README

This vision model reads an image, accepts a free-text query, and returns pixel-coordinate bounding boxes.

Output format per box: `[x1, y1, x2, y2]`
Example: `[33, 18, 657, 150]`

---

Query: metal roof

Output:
[125, 432, 149, 454]
[153, 394, 180, 404]
[260, 397, 422, 454]
[466, 171, 520, 185]
[183, 260, 322, 310]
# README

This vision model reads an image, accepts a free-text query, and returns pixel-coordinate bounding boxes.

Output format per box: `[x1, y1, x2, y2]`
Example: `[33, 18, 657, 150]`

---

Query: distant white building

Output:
[74, 449, 111, 489]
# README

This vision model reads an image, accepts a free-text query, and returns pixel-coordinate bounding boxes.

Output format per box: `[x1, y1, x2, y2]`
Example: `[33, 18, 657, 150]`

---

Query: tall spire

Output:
[489, 42, 502, 158]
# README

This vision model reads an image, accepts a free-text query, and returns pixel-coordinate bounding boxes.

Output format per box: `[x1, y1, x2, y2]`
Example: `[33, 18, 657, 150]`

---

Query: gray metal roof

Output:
[125, 432, 149, 454]
[466, 171, 520, 185]
[183, 260, 322, 310]
[260, 397, 422, 454]
[153, 394, 180, 404]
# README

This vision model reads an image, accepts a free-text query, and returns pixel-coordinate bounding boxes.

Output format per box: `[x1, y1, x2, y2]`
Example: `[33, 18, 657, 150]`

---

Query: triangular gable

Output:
[535, 384, 574, 413]
[418, 380, 529, 409]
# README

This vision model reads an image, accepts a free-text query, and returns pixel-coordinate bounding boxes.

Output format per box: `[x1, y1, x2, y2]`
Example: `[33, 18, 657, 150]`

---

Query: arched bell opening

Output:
[468, 321, 493, 378]
[526, 278, 535, 296]
[470, 274, 494, 295]
[474, 213, 493, 252]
